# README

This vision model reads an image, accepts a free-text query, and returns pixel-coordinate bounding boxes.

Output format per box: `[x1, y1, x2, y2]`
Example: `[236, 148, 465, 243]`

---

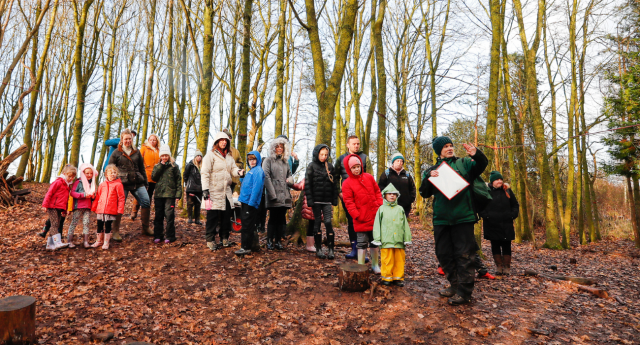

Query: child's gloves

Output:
[203, 190, 210, 200]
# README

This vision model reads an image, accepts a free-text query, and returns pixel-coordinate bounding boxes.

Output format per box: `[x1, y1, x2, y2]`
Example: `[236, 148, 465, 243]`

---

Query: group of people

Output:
[39, 128, 519, 305]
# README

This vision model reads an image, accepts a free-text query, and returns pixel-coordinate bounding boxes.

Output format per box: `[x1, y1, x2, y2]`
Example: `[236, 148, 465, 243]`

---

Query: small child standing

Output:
[42, 164, 77, 250]
[91, 164, 125, 249]
[372, 183, 412, 286]
[151, 145, 183, 244]
[67, 163, 98, 248]
[235, 150, 265, 255]
[341, 154, 383, 272]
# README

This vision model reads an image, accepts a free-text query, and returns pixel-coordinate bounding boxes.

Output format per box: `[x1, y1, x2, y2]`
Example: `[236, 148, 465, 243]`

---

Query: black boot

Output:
[448, 294, 471, 306]
[439, 285, 457, 297]
[274, 240, 284, 250]
[327, 232, 335, 260]
[316, 247, 326, 259]
[327, 247, 335, 260]
[267, 238, 274, 250]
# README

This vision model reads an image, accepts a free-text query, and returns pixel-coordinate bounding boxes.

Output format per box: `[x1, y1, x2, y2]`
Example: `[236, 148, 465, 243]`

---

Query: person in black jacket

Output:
[480, 171, 519, 275]
[378, 152, 416, 217]
[305, 144, 339, 260]
[183, 150, 204, 225]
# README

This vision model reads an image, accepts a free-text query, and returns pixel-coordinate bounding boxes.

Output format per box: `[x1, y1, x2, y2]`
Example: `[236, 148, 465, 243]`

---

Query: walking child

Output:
[304, 144, 339, 259]
[67, 163, 99, 248]
[91, 164, 125, 249]
[341, 154, 383, 272]
[372, 183, 412, 286]
[151, 145, 183, 244]
[42, 164, 77, 250]
[235, 151, 265, 255]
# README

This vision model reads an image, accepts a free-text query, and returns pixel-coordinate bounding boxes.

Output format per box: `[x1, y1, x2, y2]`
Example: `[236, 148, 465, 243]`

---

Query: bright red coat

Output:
[341, 154, 383, 232]
[42, 177, 71, 210]
[91, 178, 125, 215]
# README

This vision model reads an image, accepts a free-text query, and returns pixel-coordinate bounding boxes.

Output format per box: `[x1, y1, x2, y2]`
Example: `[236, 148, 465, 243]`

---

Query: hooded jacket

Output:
[378, 160, 416, 213]
[183, 158, 203, 193]
[238, 151, 265, 209]
[419, 149, 488, 226]
[263, 137, 295, 208]
[91, 178, 126, 215]
[304, 144, 338, 207]
[70, 179, 94, 209]
[372, 183, 412, 249]
[42, 177, 72, 210]
[151, 159, 183, 199]
[341, 154, 383, 232]
[201, 132, 242, 210]
[108, 144, 149, 191]
[334, 151, 372, 192]
[480, 181, 519, 241]
[140, 141, 161, 183]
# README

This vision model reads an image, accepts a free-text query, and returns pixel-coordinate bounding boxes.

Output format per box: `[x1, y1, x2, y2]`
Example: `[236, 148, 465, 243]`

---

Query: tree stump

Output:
[0, 295, 36, 345]
[338, 263, 370, 292]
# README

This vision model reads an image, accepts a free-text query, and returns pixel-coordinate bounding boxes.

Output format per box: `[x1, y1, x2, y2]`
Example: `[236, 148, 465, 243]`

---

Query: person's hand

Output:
[430, 170, 439, 177]
[189, 193, 195, 197]
[291, 152, 298, 160]
[463, 143, 477, 156]
[339, 192, 343, 200]
[42, 207, 47, 212]
[203, 190, 210, 200]
[62, 211, 67, 217]
[239, 169, 245, 177]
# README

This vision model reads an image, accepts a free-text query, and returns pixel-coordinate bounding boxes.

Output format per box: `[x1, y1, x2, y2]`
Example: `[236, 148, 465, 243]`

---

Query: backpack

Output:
[453, 158, 492, 213]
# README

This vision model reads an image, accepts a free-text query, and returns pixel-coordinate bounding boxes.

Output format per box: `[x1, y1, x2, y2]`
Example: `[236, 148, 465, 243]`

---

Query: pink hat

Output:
[348, 156, 361, 169]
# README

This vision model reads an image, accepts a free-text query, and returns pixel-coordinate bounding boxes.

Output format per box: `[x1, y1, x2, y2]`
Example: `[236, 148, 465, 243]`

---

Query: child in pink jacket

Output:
[42, 164, 77, 250]
[91, 164, 126, 249]
[67, 163, 98, 248]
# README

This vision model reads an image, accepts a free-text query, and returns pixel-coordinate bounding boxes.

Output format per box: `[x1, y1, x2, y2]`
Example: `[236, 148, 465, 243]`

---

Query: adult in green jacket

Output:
[419, 136, 488, 306]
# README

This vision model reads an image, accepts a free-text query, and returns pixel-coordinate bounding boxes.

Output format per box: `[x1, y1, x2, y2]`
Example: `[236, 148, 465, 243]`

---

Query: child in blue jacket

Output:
[236, 150, 265, 255]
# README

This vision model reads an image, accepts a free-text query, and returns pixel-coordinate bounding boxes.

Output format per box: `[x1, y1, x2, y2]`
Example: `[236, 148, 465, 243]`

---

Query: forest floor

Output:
[1, 182, 639, 344]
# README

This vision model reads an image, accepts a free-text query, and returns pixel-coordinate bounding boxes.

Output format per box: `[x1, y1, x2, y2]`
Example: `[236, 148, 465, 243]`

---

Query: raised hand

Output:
[463, 143, 477, 156]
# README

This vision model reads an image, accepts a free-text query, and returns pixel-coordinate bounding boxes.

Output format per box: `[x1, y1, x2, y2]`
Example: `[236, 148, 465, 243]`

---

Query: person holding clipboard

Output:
[419, 136, 488, 306]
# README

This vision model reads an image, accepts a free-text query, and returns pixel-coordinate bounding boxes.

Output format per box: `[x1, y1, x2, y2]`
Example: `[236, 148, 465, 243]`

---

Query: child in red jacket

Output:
[341, 154, 383, 273]
[67, 163, 98, 248]
[91, 164, 125, 249]
[42, 164, 77, 250]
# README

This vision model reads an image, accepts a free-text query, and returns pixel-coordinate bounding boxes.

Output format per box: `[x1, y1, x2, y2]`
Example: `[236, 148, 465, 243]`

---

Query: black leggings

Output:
[267, 207, 288, 240]
[97, 220, 113, 234]
[490, 240, 512, 255]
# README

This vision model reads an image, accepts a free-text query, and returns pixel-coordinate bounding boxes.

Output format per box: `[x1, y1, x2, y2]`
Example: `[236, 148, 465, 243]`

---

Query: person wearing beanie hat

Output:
[341, 154, 384, 273]
[334, 135, 373, 260]
[378, 152, 416, 217]
[131, 134, 161, 222]
[184, 150, 204, 225]
[479, 171, 519, 276]
[419, 139, 488, 306]
[151, 145, 183, 244]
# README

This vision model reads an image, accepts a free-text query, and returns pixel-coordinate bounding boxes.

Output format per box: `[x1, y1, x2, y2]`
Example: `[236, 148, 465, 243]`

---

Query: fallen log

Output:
[577, 285, 609, 298]
[524, 269, 596, 285]
[0, 295, 36, 344]
[338, 263, 370, 292]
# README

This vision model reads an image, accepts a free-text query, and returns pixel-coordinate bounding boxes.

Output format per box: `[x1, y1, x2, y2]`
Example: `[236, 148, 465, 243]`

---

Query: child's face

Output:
[385, 193, 398, 202]
[248, 156, 257, 168]
[84, 168, 94, 180]
[107, 170, 117, 181]
[319, 148, 329, 163]
[65, 172, 76, 182]
[350, 164, 361, 176]
[160, 154, 170, 163]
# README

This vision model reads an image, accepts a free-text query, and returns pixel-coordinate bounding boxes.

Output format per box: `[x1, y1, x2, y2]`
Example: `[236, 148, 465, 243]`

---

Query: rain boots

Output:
[314, 234, 326, 259]
[83, 234, 91, 248]
[345, 241, 357, 259]
[102, 233, 112, 250]
[111, 215, 123, 241]
[370, 248, 381, 274]
[357, 249, 366, 265]
[306, 236, 316, 252]
[130, 203, 140, 220]
[493, 254, 504, 275]
[67, 234, 76, 248]
[50, 234, 68, 250]
[92, 233, 104, 248]
[140, 208, 153, 236]
[503, 255, 512, 275]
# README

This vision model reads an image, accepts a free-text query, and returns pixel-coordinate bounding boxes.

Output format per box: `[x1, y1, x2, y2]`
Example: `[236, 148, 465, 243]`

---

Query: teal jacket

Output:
[372, 184, 412, 249]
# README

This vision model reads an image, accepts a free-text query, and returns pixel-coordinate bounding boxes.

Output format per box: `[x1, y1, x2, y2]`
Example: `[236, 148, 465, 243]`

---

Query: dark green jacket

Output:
[151, 161, 183, 199]
[419, 150, 488, 226]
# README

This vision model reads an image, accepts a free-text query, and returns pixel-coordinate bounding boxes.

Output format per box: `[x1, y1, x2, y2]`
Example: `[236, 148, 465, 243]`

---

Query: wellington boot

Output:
[83, 234, 91, 248]
[327, 247, 335, 260]
[140, 208, 153, 236]
[111, 215, 123, 241]
[345, 241, 357, 259]
[316, 246, 326, 259]
[357, 249, 366, 265]
[92, 233, 104, 248]
[52, 234, 68, 250]
[102, 233, 112, 250]
[493, 254, 504, 275]
[503, 255, 512, 275]
[306, 236, 316, 252]
[130, 203, 140, 220]
[370, 248, 381, 274]
[67, 234, 76, 248]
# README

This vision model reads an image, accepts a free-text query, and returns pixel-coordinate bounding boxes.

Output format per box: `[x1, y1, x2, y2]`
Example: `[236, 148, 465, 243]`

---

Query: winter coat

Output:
[334, 151, 372, 192]
[378, 168, 416, 213]
[289, 156, 300, 175]
[238, 151, 265, 209]
[263, 137, 295, 208]
[103, 138, 120, 171]
[91, 178, 125, 215]
[293, 180, 315, 221]
[480, 182, 519, 241]
[341, 154, 383, 232]
[304, 144, 338, 207]
[419, 150, 488, 226]
[183, 159, 203, 193]
[200, 132, 241, 210]
[229, 145, 243, 185]
[42, 177, 72, 210]
[70, 178, 94, 209]
[108, 144, 149, 191]
[151, 160, 183, 199]
[372, 184, 412, 249]
[140, 143, 160, 183]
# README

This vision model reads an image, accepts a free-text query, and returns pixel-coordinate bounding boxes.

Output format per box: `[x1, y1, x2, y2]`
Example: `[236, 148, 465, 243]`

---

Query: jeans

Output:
[154, 198, 176, 241]
[434, 222, 477, 300]
[124, 185, 151, 208]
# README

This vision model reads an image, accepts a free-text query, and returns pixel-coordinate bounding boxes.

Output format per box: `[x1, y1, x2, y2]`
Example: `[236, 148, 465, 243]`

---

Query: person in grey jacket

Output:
[263, 137, 295, 250]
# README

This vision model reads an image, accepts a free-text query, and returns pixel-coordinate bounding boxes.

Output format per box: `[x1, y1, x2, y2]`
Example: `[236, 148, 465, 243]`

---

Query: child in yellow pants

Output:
[372, 183, 412, 286]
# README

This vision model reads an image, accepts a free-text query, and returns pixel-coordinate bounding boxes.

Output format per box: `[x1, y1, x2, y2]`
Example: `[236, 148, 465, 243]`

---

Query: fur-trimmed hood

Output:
[269, 137, 291, 162]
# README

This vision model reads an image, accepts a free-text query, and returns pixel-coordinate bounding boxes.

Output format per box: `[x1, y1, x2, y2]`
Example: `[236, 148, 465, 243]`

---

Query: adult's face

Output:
[196, 156, 202, 163]
[218, 139, 227, 149]
[392, 159, 403, 171]
[122, 134, 133, 148]
[348, 138, 361, 154]
[275, 144, 284, 155]
[440, 143, 454, 159]
[149, 136, 158, 147]
[493, 179, 504, 188]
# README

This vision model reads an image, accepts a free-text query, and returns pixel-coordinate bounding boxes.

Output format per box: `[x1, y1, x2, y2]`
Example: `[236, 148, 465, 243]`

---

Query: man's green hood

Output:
[381, 183, 401, 206]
